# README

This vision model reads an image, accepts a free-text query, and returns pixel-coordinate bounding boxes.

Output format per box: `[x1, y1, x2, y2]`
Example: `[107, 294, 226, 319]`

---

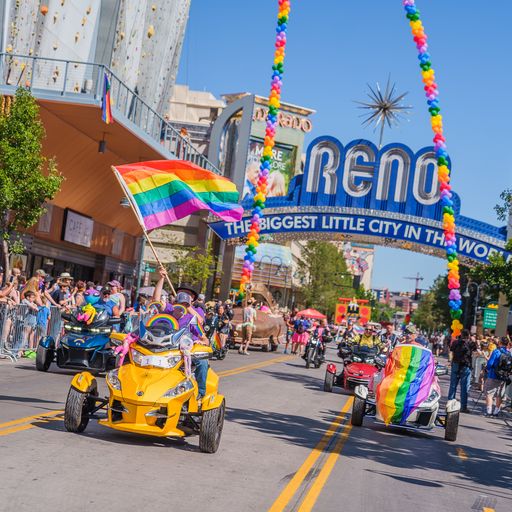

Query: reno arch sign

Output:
[303, 137, 441, 209]
[209, 136, 510, 265]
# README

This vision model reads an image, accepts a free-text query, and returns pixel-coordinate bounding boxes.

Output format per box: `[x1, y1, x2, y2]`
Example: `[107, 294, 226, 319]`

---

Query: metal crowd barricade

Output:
[0, 303, 64, 363]
[0, 303, 16, 362]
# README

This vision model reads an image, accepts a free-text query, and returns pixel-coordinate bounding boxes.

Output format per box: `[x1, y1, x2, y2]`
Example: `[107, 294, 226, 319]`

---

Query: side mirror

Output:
[375, 356, 386, 369]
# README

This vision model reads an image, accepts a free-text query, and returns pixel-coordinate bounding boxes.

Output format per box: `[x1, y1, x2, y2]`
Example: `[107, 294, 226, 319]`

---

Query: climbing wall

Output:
[4, 0, 101, 91]
[110, 0, 191, 114]
[3, 0, 190, 115]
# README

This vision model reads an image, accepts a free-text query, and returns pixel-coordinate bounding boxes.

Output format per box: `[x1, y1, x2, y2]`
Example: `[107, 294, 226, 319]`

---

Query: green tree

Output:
[470, 190, 512, 302]
[371, 301, 399, 323]
[169, 242, 217, 293]
[297, 241, 353, 316]
[470, 240, 512, 303]
[411, 290, 438, 331]
[0, 88, 63, 272]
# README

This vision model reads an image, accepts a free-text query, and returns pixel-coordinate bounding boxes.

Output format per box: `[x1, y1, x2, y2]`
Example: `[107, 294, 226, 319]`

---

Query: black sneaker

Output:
[460, 408, 471, 414]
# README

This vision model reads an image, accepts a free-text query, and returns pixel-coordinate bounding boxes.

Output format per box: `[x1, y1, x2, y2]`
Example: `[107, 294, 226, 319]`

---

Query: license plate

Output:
[141, 355, 169, 368]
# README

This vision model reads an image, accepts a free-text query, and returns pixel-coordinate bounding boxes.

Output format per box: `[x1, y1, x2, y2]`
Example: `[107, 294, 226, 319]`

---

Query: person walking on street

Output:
[484, 337, 511, 417]
[448, 329, 477, 413]
[240, 299, 256, 355]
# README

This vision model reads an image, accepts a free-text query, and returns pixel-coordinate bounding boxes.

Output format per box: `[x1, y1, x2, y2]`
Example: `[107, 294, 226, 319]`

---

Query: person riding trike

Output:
[325, 325, 384, 393]
[350, 328, 460, 442]
[63, 310, 226, 453]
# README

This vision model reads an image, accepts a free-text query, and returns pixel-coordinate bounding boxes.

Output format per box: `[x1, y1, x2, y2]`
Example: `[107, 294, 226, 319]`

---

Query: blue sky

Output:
[177, 0, 511, 292]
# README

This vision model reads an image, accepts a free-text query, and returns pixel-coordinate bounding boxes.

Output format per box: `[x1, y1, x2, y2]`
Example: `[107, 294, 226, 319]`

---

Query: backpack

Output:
[296, 321, 305, 334]
[495, 351, 512, 381]
[451, 339, 471, 367]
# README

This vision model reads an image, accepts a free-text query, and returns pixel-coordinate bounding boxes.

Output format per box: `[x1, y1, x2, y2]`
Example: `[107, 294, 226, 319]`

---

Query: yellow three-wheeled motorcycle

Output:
[63, 320, 225, 453]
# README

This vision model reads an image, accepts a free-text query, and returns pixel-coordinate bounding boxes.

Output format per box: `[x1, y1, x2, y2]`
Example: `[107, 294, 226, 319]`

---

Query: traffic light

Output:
[414, 288, 421, 300]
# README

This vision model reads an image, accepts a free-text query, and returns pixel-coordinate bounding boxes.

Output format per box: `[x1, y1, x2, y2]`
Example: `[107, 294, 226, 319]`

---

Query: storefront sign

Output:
[253, 107, 313, 132]
[62, 209, 94, 248]
[483, 304, 498, 329]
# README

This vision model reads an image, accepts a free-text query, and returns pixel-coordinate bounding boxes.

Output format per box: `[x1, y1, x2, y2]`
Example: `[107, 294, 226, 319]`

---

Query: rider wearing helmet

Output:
[152, 267, 210, 406]
[402, 324, 427, 347]
[353, 324, 382, 349]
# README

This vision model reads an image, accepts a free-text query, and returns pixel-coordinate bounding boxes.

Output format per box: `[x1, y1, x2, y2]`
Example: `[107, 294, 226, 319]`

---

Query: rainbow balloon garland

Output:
[402, 0, 462, 337]
[239, 0, 291, 299]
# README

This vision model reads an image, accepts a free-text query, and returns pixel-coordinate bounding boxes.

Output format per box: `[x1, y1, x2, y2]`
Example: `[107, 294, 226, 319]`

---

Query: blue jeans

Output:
[194, 359, 209, 397]
[448, 363, 471, 409]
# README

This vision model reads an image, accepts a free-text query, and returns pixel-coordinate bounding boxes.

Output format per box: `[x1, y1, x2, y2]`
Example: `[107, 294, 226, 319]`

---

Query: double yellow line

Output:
[269, 397, 354, 512]
[0, 354, 292, 437]
[219, 354, 292, 378]
[0, 410, 64, 437]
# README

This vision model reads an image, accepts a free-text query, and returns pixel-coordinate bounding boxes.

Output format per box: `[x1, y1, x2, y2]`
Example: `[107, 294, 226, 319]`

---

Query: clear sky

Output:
[177, 0, 512, 293]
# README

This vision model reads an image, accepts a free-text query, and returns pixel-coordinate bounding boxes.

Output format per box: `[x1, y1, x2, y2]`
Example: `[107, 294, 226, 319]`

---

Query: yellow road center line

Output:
[0, 424, 35, 437]
[219, 355, 292, 377]
[0, 355, 291, 437]
[297, 421, 353, 511]
[268, 397, 354, 512]
[0, 410, 64, 431]
[456, 447, 468, 460]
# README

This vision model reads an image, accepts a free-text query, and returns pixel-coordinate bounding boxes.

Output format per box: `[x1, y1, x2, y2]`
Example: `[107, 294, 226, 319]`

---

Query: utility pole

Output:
[404, 272, 424, 291]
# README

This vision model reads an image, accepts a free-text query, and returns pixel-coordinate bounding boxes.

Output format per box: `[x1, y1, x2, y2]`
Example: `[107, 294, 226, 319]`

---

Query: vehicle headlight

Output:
[131, 348, 145, 365]
[166, 355, 182, 368]
[64, 324, 72, 331]
[353, 356, 362, 362]
[421, 390, 440, 407]
[107, 369, 122, 390]
[161, 379, 194, 398]
[366, 358, 374, 364]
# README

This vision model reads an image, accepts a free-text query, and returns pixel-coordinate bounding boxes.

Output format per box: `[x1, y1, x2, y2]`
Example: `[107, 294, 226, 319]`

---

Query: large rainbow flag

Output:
[113, 160, 243, 230]
[376, 344, 435, 425]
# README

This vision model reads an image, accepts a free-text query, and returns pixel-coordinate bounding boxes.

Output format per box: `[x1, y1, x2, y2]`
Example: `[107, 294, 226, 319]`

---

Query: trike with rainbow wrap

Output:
[351, 343, 460, 442]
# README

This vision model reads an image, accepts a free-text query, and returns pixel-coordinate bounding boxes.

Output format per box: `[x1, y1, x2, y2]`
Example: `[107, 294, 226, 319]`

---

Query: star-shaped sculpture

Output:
[355, 77, 412, 148]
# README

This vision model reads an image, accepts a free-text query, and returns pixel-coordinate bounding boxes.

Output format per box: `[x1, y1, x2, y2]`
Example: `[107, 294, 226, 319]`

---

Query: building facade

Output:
[1, 0, 190, 113]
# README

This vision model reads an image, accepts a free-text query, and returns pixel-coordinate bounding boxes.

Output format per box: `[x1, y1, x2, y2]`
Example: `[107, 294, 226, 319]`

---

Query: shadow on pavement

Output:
[0, 394, 61, 404]
[344, 420, 512, 497]
[226, 406, 343, 450]
[261, 368, 354, 396]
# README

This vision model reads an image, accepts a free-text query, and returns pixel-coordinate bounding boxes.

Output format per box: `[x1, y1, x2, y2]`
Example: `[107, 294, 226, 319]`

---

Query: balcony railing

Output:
[0, 53, 220, 174]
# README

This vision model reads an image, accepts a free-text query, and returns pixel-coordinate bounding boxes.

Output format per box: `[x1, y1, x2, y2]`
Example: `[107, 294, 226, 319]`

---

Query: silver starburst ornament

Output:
[355, 77, 412, 148]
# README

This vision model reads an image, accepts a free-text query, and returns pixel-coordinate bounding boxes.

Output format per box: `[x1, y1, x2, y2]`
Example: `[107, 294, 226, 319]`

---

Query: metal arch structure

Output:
[209, 135, 510, 266]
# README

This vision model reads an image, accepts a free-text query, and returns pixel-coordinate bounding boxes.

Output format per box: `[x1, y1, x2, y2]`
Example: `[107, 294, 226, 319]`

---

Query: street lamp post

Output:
[462, 282, 487, 333]
[257, 255, 283, 288]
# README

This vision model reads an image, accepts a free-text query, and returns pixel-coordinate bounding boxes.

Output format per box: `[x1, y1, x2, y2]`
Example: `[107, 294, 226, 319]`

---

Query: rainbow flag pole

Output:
[111, 165, 177, 296]
[111, 160, 244, 297]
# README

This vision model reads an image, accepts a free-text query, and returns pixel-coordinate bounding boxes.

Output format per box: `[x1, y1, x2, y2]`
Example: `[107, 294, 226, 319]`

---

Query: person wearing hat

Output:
[21, 269, 47, 303]
[153, 266, 209, 404]
[95, 285, 119, 317]
[107, 280, 126, 317]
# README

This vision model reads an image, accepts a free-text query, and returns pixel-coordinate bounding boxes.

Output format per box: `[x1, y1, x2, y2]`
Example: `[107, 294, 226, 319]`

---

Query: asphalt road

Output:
[0, 344, 510, 512]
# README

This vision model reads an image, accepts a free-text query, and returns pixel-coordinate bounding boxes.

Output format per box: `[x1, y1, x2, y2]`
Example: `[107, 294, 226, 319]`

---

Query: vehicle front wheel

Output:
[351, 395, 366, 426]
[305, 348, 314, 369]
[35, 345, 53, 372]
[199, 400, 225, 453]
[444, 410, 459, 442]
[64, 387, 96, 433]
[324, 371, 335, 392]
